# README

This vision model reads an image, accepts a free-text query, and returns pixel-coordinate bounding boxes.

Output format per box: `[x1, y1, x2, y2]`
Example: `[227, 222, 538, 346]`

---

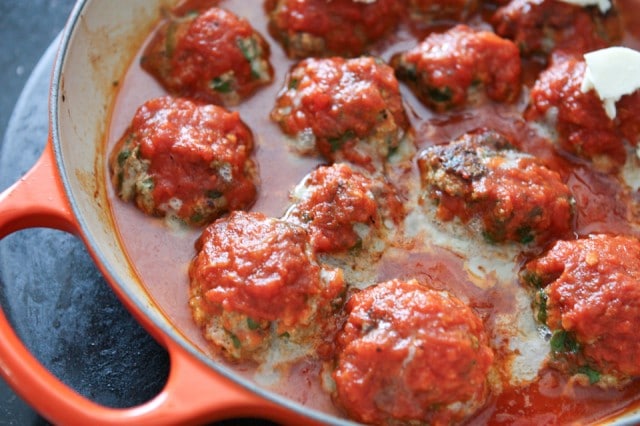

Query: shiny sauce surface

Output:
[106, 0, 640, 423]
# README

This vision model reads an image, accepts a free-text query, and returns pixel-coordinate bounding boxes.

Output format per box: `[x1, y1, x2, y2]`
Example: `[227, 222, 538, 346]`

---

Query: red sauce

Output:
[271, 56, 408, 169]
[285, 164, 380, 253]
[407, 0, 479, 23]
[105, 0, 640, 423]
[190, 211, 343, 326]
[491, 0, 621, 57]
[109, 96, 257, 226]
[333, 279, 494, 425]
[524, 235, 640, 380]
[417, 129, 574, 245]
[392, 24, 522, 110]
[265, 0, 403, 58]
[141, 6, 273, 105]
[527, 53, 640, 170]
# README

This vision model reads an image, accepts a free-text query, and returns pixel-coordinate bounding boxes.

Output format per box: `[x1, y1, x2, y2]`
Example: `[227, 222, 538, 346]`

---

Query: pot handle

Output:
[0, 145, 305, 424]
[0, 142, 77, 238]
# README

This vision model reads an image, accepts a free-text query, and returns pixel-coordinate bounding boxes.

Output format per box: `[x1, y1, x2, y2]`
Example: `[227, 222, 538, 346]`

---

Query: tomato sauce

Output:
[333, 279, 494, 425]
[392, 24, 522, 111]
[142, 6, 274, 105]
[105, 0, 640, 423]
[285, 164, 380, 253]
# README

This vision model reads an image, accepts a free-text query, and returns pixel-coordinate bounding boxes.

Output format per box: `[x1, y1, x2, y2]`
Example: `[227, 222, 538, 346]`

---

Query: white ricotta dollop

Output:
[580, 46, 640, 119]
[557, 0, 611, 13]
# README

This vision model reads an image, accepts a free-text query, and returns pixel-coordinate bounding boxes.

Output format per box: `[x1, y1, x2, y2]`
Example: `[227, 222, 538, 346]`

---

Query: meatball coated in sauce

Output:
[332, 279, 494, 425]
[418, 129, 574, 245]
[391, 25, 521, 112]
[189, 211, 346, 361]
[492, 0, 621, 59]
[271, 56, 409, 171]
[285, 163, 403, 253]
[522, 234, 640, 388]
[141, 7, 273, 106]
[265, 0, 402, 58]
[527, 52, 640, 171]
[109, 96, 258, 227]
[407, 0, 478, 24]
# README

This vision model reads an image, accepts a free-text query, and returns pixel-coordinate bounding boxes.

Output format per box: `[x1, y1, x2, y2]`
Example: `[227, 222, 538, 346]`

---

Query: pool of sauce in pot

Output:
[105, 0, 640, 423]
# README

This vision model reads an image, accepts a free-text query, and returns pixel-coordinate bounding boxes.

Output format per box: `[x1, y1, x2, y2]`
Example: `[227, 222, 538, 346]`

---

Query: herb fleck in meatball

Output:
[332, 279, 494, 425]
[492, 0, 621, 59]
[109, 96, 258, 227]
[189, 211, 345, 361]
[527, 52, 640, 171]
[285, 163, 403, 253]
[417, 129, 574, 244]
[265, 0, 402, 58]
[391, 25, 521, 111]
[522, 234, 640, 388]
[271, 56, 409, 171]
[141, 7, 273, 106]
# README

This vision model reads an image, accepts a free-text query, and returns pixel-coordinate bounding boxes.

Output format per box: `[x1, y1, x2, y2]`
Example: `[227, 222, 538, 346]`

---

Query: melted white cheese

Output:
[557, 0, 611, 12]
[580, 46, 640, 119]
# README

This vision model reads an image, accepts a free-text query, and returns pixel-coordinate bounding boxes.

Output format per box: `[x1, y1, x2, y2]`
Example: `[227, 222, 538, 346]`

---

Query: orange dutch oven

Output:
[0, 0, 338, 424]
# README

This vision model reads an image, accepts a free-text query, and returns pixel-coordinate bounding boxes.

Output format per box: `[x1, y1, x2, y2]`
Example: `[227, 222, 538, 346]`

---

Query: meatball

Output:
[492, 0, 621, 59]
[189, 211, 346, 361]
[271, 56, 409, 171]
[521, 234, 640, 388]
[265, 0, 402, 58]
[109, 96, 258, 227]
[407, 0, 478, 24]
[284, 163, 403, 253]
[417, 129, 574, 244]
[141, 7, 273, 106]
[391, 25, 521, 112]
[332, 279, 494, 425]
[527, 52, 640, 171]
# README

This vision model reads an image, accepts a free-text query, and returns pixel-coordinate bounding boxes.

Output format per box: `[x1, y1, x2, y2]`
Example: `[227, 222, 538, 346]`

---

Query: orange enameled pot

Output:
[0, 1, 343, 424]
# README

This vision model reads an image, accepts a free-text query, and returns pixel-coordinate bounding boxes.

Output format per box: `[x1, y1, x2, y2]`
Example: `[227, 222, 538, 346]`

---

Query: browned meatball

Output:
[141, 7, 273, 106]
[109, 96, 258, 227]
[492, 0, 621, 59]
[332, 279, 494, 425]
[418, 129, 574, 244]
[392, 25, 521, 111]
[265, 0, 403, 58]
[272, 56, 409, 171]
[189, 211, 346, 361]
[527, 52, 640, 171]
[284, 163, 403, 253]
[522, 234, 640, 388]
[407, 0, 478, 24]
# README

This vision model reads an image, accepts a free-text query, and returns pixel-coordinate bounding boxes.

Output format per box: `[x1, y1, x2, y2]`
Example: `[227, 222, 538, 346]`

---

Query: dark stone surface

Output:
[0, 1, 171, 424]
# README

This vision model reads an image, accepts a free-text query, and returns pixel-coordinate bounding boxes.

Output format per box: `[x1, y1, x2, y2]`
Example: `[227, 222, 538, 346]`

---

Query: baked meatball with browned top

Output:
[407, 0, 478, 24]
[332, 279, 494, 425]
[141, 6, 273, 106]
[492, 0, 621, 59]
[189, 211, 346, 362]
[272, 56, 409, 171]
[265, 0, 402, 58]
[109, 96, 258, 227]
[418, 129, 574, 244]
[522, 234, 640, 388]
[392, 25, 521, 111]
[285, 163, 403, 253]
